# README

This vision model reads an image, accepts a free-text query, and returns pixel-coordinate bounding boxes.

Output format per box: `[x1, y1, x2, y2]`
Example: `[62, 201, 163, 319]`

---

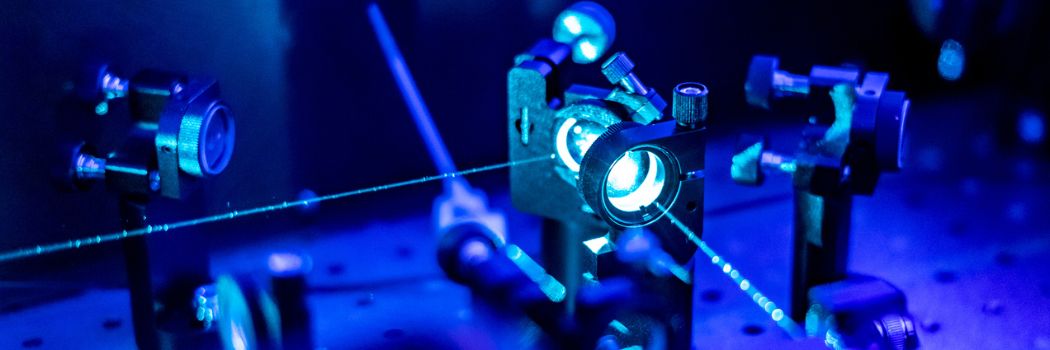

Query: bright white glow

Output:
[583, 236, 611, 254]
[606, 151, 665, 212]
[607, 153, 641, 191]
[562, 15, 582, 35]
[772, 309, 785, 321]
[267, 252, 303, 274]
[578, 40, 598, 61]
[555, 118, 581, 171]
[230, 320, 248, 350]
[555, 117, 605, 172]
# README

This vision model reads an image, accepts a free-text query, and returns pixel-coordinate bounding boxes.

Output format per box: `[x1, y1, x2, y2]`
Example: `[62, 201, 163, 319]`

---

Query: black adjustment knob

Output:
[673, 82, 708, 129]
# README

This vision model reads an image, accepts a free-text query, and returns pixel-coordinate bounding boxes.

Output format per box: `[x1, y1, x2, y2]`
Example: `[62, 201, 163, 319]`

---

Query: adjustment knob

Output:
[673, 82, 709, 129]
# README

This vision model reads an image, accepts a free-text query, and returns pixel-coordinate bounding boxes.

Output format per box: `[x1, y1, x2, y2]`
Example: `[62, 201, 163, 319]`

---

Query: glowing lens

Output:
[555, 117, 607, 172]
[606, 150, 665, 212]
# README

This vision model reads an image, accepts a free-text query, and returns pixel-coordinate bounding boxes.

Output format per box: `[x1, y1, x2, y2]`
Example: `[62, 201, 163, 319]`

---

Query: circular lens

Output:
[197, 104, 235, 176]
[606, 150, 666, 212]
[203, 111, 228, 168]
[555, 117, 607, 172]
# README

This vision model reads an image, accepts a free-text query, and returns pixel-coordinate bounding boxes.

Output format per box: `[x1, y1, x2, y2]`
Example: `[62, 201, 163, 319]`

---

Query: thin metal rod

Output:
[654, 202, 806, 339]
[0, 155, 554, 263]
[367, 3, 457, 179]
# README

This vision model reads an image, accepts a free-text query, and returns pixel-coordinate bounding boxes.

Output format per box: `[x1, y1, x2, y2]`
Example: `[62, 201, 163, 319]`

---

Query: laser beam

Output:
[654, 202, 805, 339]
[0, 154, 555, 263]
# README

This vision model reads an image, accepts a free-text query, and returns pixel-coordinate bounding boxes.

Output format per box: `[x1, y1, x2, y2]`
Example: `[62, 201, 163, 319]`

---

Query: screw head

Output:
[601, 52, 635, 84]
[745, 55, 779, 109]
[673, 82, 709, 128]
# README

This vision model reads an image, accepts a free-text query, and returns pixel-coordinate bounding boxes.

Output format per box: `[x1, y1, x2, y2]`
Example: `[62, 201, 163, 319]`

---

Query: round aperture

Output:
[199, 104, 235, 176]
[606, 149, 666, 212]
[585, 142, 680, 228]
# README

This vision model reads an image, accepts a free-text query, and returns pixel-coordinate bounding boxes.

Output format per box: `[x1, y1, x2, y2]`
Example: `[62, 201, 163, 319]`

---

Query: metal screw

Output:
[874, 313, 919, 350]
[759, 151, 797, 174]
[72, 150, 106, 183]
[194, 284, 219, 330]
[99, 68, 129, 100]
[673, 82, 709, 129]
[602, 52, 650, 95]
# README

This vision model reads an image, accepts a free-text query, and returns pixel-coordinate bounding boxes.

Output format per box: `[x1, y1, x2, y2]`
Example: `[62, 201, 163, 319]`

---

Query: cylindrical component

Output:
[73, 152, 107, 182]
[178, 102, 235, 177]
[745, 55, 811, 109]
[874, 313, 919, 350]
[76, 63, 128, 102]
[268, 252, 314, 350]
[773, 70, 811, 96]
[437, 221, 504, 284]
[672, 82, 709, 129]
[601, 52, 649, 95]
[760, 151, 797, 173]
[790, 192, 852, 322]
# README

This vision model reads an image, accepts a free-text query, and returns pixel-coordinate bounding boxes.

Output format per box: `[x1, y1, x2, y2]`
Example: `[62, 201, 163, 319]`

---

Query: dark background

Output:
[0, 0, 1048, 307]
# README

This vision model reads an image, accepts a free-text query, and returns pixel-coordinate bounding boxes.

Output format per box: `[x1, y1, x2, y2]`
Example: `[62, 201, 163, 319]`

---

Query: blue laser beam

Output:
[654, 203, 805, 339]
[367, 3, 457, 178]
[0, 155, 555, 263]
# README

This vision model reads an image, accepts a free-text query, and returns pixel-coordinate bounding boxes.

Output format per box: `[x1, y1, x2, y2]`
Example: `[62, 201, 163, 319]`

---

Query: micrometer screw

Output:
[601, 52, 650, 96]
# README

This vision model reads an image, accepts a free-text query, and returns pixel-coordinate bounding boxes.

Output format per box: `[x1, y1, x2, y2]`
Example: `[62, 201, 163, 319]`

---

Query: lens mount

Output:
[178, 101, 235, 177]
[579, 122, 682, 228]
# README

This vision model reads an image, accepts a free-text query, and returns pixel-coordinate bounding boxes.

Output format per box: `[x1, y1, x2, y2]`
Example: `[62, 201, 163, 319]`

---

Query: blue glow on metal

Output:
[367, 3, 457, 178]
[505, 244, 567, 302]
[938, 39, 965, 81]
[94, 101, 108, 115]
[654, 202, 805, 339]
[268, 252, 311, 275]
[609, 319, 629, 334]
[0, 154, 555, 263]
[562, 15, 583, 35]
